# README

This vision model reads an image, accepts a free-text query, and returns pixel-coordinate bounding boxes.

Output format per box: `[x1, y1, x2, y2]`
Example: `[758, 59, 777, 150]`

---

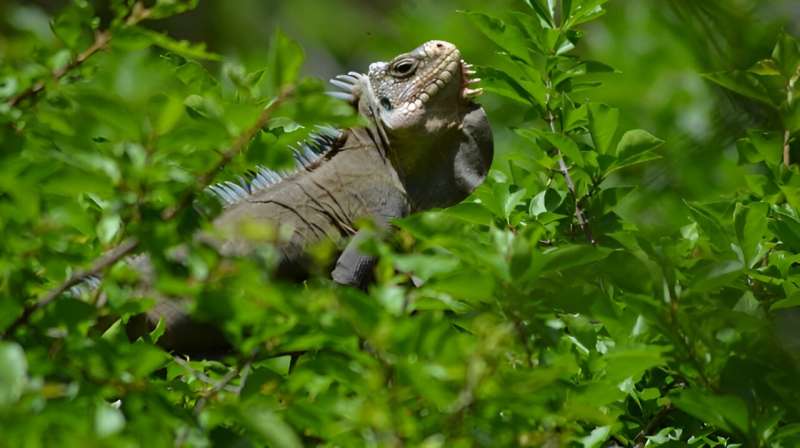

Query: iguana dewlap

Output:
[131, 41, 494, 353]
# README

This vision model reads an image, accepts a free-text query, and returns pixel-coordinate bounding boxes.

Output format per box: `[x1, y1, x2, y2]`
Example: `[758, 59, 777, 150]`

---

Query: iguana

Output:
[123, 40, 493, 353]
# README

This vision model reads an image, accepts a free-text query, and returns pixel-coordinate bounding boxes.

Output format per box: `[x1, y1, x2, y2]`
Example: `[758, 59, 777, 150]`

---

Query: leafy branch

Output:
[546, 110, 596, 245]
[6, 2, 152, 111]
[1, 238, 140, 338]
[2, 87, 294, 339]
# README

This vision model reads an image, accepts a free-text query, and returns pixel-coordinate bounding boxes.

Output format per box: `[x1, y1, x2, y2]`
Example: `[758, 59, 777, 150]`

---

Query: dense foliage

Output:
[1, 0, 799, 446]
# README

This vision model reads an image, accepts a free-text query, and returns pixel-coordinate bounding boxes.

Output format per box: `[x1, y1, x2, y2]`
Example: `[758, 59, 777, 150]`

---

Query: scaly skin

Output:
[130, 40, 494, 354]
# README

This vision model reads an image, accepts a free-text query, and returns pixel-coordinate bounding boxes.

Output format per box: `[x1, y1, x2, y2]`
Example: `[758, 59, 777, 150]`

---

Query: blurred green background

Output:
[3, 0, 799, 233]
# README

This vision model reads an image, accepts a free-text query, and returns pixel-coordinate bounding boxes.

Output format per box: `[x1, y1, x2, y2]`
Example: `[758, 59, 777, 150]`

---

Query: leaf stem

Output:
[784, 129, 791, 167]
[546, 111, 595, 245]
[784, 64, 799, 167]
[633, 404, 674, 448]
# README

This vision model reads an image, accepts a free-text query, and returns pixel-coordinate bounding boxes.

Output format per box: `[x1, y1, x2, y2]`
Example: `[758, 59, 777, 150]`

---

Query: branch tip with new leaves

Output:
[6, 1, 151, 111]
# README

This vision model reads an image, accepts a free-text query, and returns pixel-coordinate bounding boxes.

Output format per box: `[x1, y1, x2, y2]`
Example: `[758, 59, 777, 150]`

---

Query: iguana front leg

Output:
[331, 230, 379, 288]
[331, 186, 409, 288]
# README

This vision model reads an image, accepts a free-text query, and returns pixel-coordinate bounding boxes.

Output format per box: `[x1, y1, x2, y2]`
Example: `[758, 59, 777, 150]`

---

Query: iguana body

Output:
[129, 40, 493, 353]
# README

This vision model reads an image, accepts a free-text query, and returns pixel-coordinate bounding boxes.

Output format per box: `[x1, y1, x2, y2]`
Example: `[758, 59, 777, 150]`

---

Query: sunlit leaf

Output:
[0, 343, 26, 408]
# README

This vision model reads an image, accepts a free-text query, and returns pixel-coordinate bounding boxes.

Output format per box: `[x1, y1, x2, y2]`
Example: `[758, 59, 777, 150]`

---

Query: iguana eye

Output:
[380, 97, 393, 110]
[391, 59, 417, 77]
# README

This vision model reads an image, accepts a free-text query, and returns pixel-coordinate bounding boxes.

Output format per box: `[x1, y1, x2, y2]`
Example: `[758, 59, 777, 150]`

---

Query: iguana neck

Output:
[387, 102, 493, 210]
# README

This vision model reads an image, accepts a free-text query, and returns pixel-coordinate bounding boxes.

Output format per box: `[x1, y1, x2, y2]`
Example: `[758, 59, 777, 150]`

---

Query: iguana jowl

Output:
[132, 40, 494, 352]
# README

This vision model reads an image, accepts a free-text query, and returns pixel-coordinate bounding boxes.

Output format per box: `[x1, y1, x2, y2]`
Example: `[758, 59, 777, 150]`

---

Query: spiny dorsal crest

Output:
[205, 126, 342, 208]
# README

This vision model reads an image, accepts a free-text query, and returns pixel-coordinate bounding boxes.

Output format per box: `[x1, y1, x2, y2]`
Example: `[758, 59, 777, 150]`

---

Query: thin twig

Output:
[175, 353, 255, 448]
[6, 2, 150, 110]
[633, 404, 674, 448]
[2, 238, 140, 337]
[8, 30, 111, 108]
[784, 129, 791, 167]
[172, 356, 241, 393]
[665, 282, 716, 392]
[162, 86, 295, 220]
[192, 350, 259, 416]
[546, 111, 596, 245]
[784, 65, 799, 167]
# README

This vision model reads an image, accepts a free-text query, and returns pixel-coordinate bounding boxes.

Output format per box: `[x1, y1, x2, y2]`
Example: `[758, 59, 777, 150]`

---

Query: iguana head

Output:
[367, 40, 481, 132]
[329, 40, 492, 209]
[330, 40, 482, 134]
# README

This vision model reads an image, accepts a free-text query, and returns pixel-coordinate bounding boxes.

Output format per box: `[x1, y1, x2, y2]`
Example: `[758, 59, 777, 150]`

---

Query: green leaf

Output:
[462, 12, 538, 63]
[95, 402, 126, 437]
[609, 129, 663, 173]
[616, 129, 664, 159]
[51, 2, 97, 51]
[566, 0, 609, 27]
[734, 202, 769, 268]
[783, 98, 800, 134]
[508, 11, 547, 57]
[738, 131, 784, 167]
[529, 188, 565, 217]
[239, 401, 303, 448]
[522, 0, 554, 28]
[553, 60, 615, 87]
[748, 59, 782, 76]
[703, 70, 776, 106]
[771, 209, 800, 251]
[771, 292, 800, 311]
[772, 32, 800, 78]
[97, 214, 121, 244]
[150, 0, 199, 19]
[135, 29, 220, 61]
[684, 200, 731, 252]
[672, 389, 750, 435]
[603, 345, 667, 384]
[444, 202, 494, 226]
[542, 131, 584, 166]
[0, 343, 26, 408]
[261, 29, 304, 96]
[504, 187, 528, 221]
[588, 103, 619, 154]
[691, 260, 745, 292]
[581, 426, 611, 448]
[531, 245, 614, 277]
[394, 254, 460, 281]
[477, 65, 544, 107]
[428, 269, 495, 301]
